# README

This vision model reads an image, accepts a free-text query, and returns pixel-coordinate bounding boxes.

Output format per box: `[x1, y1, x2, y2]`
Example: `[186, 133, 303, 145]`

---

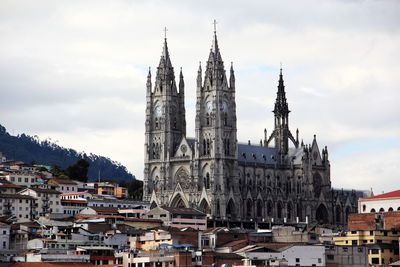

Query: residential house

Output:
[19, 188, 62, 216]
[145, 206, 206, 230]
[47, 178, 78, 193]
[0, 194, 35, 221]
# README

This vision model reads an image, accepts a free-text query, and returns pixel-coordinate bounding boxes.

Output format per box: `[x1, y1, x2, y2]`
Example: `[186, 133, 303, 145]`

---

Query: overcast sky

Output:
[0, 0, 399, 194]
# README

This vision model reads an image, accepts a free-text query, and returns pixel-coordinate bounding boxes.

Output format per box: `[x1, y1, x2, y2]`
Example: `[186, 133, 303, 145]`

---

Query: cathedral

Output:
[143, 28, 361, 226]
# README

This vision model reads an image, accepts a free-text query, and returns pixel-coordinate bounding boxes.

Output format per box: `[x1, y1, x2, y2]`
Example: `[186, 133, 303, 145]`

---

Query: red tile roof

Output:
[362, 190, 400, 200]
[10, 263, 94, 267]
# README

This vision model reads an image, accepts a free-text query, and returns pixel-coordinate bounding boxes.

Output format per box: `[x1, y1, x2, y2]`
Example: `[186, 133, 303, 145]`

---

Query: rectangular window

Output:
[371, 258, 379, 264]
[296, 258, 300, 262]
[371, 249, 379, 254]
[327, 255, 334, 260]
[370, 231, 373, 235]
[25, 178, 28, 182]
[18, 177, 21, 182]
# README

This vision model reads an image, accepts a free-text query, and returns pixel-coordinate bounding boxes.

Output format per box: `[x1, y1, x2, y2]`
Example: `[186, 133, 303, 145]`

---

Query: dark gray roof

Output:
[187, 138, 195, 149]
[237, 144, 279, 164]
[185, 139, 305, 165]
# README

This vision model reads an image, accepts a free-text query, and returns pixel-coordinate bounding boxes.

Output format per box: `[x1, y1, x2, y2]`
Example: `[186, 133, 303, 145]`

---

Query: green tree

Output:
[128, 179, 143, 200]
[65, 159, 90, 182]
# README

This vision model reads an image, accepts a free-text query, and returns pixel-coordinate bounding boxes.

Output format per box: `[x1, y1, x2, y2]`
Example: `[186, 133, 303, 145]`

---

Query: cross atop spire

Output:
[211, 20, 220, 56]
[163, 26, 168, 40]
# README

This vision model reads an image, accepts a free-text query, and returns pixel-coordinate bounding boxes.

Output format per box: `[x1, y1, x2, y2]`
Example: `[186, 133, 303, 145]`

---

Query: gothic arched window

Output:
[223, 113, 228, 126]
[205, 173, 210, 189]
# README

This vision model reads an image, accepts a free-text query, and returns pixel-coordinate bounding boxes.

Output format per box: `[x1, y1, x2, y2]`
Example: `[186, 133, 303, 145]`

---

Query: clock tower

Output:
[193, 26, 239, 219]
[143, 36, 186, 201]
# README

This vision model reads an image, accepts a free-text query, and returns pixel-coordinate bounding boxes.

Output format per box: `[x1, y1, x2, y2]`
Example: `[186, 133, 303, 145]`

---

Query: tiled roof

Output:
[89, 206, 120, 214]
[10, 263, 94, 267]
[61, 190, 89, 196]
[29, 188, 61, 194]
[161, 206, 205, 216]
[74, 214, 125, 220]
[0, 194, 35, 200]
[49, 178, 78, 185]
[0, 182, 23, 188]
[362, 190, 400, 200]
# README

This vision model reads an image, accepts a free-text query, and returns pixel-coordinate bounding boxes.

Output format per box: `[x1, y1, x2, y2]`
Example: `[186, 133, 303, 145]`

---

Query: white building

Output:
[0, 222, 10, 250]
[358, 190, 400, 213]
[47, 178, 78, 193]
[88, 198, 149, 210]
[61, 191, 93, 200]
[19, 187, 63, 216]
[3, 171, 40, 187]
[237, 244, 326, 267]
[0, 194, 35, 221]
[0, 152, 6, 162]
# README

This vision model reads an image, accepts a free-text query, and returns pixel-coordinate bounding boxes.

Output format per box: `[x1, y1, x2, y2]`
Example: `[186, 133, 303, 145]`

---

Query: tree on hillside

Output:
[65, 159, 90, 182]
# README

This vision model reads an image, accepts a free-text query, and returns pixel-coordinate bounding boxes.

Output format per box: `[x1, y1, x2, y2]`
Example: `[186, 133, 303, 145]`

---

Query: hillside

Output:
[0, 124, 135, 182]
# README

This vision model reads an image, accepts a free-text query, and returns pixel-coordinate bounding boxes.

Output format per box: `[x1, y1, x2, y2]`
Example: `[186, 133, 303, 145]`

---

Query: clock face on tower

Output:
[222, 101, 228, 112]
[206, 101, 212, 113]
[155, 105, 162, 117]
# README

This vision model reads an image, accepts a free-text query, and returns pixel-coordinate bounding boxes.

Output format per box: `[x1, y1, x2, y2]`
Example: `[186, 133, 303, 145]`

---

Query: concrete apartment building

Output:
[19, 187, 62, 216]
[0, 194, 35, 221]
[333, 230, 400, 265]
[325, 245, 368, 267]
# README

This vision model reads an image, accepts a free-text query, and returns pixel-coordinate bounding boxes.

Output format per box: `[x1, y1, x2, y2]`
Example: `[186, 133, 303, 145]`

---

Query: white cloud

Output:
[0, 0, 399, 193]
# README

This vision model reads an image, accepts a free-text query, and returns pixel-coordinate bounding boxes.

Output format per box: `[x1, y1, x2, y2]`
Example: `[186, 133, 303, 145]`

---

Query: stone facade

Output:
[143, 30, 361, 225]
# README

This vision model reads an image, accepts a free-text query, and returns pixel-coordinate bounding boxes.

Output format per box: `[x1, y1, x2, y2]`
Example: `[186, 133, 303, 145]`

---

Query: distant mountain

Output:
[0, 124, 135, 182]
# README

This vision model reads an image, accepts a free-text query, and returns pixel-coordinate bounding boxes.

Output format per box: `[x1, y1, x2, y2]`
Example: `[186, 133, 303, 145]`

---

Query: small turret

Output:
[230, 62, 235, 91]
[179, 67, 184, 94]
[197, 62, 202, 89]
[146, 67, 152, 95]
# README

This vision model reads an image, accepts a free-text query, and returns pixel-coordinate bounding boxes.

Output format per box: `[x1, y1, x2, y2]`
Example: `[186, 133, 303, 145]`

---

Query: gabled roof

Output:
[361, 190, 400, 201]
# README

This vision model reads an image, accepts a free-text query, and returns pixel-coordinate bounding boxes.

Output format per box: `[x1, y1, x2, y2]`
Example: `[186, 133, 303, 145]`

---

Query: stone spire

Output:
[146, 67, 152, 95]
[204, 21, 227, 90]
[273, 68, 290, 155]
[274, 68, 290, 116]
[197, 62, 202, 88]
[155, 36, 177, 94]
[229, 62, 235, 91]
[179, 67, 184, 94]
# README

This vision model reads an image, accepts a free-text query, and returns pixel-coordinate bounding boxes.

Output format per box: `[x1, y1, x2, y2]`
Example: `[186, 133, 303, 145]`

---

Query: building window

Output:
[371, 258, 379, 264]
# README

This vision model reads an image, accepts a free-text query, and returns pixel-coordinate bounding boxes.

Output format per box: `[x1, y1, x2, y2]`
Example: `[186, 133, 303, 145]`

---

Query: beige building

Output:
[333, 229, 400, 266]
[145, 206, 207, 230]
[19, 187, 62, 216]
[0, 194, 35, 221]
